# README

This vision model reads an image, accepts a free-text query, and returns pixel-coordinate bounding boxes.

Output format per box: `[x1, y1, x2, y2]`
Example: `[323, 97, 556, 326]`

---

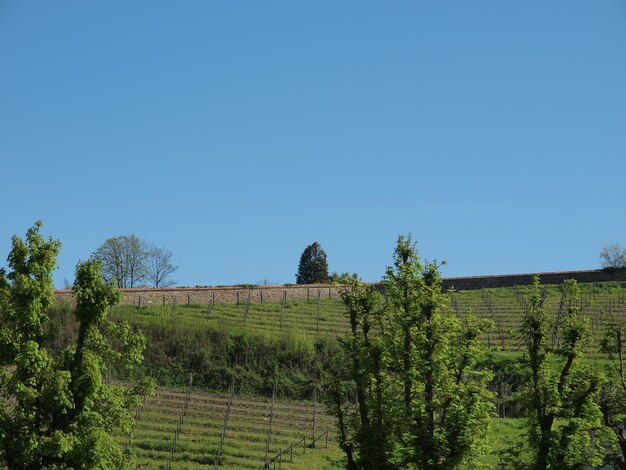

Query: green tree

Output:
[383, 235, 493, 469]
[325, 235, 493, 469]
[93, 235, 178, 288]
[600, 317, 626, 468]
[323, 280, 393, 469]
[0, 222, 153, 469]
[509, 277, 606, 469]
[93, 235, 148, 288]
[295, 242, 329, 284]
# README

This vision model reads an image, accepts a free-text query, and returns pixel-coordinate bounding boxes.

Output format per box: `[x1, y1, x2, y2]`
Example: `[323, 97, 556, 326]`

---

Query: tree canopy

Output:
[324, 235, 494, 469]
[296, 241, 329, 284]
[0, 222, 153, 469]
[93, 235, 177, 288]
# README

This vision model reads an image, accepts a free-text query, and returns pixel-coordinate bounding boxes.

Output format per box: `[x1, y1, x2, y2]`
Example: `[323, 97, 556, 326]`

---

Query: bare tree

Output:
[600, 243, 626, 269]
[147, 245, 178, 288]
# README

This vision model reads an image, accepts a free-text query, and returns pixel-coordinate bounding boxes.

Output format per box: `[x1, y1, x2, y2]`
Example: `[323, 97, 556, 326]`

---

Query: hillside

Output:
[51, 278, 626, 468]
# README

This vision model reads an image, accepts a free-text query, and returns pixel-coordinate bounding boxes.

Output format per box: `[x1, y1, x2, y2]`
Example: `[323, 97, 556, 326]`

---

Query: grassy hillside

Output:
[110, 280, 626, 357]
[52, 279, 626, 468]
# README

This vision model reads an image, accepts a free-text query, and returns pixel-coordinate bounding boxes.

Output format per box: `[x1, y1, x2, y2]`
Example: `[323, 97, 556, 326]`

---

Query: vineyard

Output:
[118, 385, 338, 469]
[113, 280, 626, 354]
[105, 280, 626, 468]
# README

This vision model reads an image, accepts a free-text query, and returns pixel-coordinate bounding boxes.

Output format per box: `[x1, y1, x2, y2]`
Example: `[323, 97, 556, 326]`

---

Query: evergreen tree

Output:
[296, 242, 329, 284]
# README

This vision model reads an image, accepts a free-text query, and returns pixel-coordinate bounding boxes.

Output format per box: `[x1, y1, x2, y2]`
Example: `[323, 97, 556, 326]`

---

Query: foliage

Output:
[324, 235, 494, 469]
[102, 303, 334, 399]
[0, 223, 153, 469]
[506, 276, 609, 469]
[296, 242, 329, 284]
[600, 243, 626, 270]
[600, 316, 626, 468]
[93, 235, 178, 288]
[322, 280, 391, 469]
[329, 272, 361, 284]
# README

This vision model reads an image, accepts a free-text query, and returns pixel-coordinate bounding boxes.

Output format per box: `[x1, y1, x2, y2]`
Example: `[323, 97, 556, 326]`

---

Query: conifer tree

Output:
[296, 242, 329, 284]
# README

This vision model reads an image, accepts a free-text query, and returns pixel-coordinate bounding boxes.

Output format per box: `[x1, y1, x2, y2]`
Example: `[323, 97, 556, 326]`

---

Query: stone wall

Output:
[54, 269, 626, 306]
[54, 284, 343, 306]
[441, 269, 626, 291]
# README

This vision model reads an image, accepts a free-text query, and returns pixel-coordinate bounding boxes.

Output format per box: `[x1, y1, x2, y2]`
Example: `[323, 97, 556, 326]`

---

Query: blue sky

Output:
[1, 1, 625, 288]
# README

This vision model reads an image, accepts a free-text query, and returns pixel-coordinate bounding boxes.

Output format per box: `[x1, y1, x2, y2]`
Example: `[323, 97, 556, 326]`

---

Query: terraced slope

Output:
[114, 281, 626, 354]
[115, 297, 351, 340]
[451, 282, 626, 354]
[123, 387, 336, 469]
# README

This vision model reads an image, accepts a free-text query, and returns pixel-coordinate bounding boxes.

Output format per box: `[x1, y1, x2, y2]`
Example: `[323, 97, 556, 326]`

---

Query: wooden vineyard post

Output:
[214, 383, 234, 469]
[264, 388, 275, 466]
[307, 287, 310, 302]
[168, 380, 193, 467]
[328, 287, 331, 299]
[261, 289, 264, 304]
[303, 435, 306, 455]
[280, 290, 286, 330]
[162, 294, 165, 306]
[172, 296, 177, 314]
[312, 388, 317, 446]
[207, 298, 212, 320]
[187, 293, 190, 305]
[316, 290, 321, 335]
[244, 290, 251, 323]
[137, 294, 141, 309]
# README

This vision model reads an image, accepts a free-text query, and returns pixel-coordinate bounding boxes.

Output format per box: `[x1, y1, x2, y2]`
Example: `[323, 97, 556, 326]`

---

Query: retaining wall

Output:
[54, 269, 626, 306]
[54, 284, 342, 307]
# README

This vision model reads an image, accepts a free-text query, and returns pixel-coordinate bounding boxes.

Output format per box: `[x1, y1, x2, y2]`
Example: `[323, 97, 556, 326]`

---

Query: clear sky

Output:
[1, 1, 625, 288]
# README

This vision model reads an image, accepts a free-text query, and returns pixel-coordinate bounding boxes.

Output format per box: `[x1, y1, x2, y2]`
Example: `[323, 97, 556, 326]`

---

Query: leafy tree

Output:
[0, 222, 153, 469]
[600, 244, 626, 270]
[600, 317, 626, 468]
[323, 280, 393, 469]
[93, 235, 177, 288]
[295, 242, 329, 284]
[508, 277, 607, 469]
[325, 235, 493, 469]
[93, 234, 148, 288]
[383, 235, 493, 469]
[329, 271, 361, 284]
